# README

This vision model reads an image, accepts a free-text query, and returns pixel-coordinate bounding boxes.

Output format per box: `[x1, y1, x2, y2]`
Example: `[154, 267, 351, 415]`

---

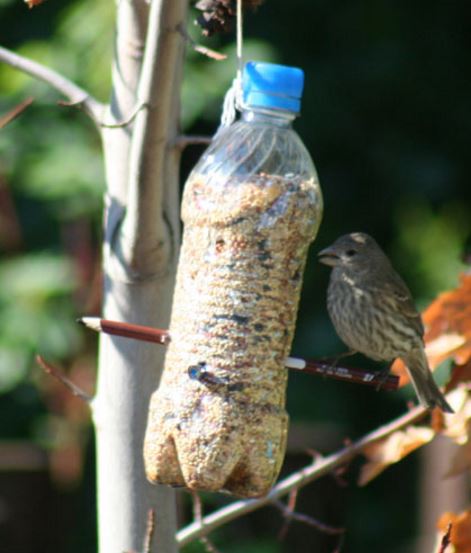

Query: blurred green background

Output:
[0, 0, 469, 552]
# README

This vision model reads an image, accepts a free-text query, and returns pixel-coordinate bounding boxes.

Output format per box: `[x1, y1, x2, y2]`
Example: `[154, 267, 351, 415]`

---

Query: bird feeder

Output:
[144, 62, 323, 497]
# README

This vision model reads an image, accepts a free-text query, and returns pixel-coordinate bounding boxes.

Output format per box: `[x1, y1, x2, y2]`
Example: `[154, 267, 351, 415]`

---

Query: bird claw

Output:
[375, 366, 392, 391]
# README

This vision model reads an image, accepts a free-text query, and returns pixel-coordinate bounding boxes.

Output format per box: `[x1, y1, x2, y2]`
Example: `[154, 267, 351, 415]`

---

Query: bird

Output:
[318, 232, 453, 413]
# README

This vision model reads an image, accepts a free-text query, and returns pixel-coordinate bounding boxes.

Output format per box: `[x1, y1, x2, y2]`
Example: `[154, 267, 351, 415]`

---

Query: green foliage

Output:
[0, 253, 81, 393]
[0, 1, 470, 552]
[182, 39, 276, 128]
[393, 200, 469, 301]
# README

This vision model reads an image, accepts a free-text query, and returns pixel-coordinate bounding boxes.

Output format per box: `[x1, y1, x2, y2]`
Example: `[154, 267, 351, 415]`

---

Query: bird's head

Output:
[317, 232, 381, 269]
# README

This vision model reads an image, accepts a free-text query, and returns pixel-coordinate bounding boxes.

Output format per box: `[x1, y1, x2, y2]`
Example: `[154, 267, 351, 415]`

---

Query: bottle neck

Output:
[241, 108, 296, 128]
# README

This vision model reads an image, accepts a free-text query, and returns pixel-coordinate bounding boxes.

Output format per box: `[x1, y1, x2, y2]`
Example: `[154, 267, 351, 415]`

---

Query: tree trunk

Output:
[93, 1, 188, 551]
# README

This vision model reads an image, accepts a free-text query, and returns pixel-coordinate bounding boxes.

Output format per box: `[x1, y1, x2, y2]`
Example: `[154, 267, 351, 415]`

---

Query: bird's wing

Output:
[384, 271, 425, 339]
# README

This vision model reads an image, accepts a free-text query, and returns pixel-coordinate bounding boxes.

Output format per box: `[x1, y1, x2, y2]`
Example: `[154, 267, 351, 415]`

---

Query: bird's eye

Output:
[346, 249, 357, 257]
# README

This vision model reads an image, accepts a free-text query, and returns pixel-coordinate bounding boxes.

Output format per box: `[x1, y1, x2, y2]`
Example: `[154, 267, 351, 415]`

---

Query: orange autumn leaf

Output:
[440, 392, 471, 477]
[442, 390, 471, 444]
[392, 274, 471, 387]
[358, 426, 435, 486]
[25, 0, 45, 7]
[446, 359, 471, 394]
[437, 509, 471, 553]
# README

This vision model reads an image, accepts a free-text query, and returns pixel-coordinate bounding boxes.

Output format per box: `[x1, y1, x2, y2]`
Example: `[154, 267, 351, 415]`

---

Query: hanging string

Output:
[218, 0, 245, 131]
[235, 0, 243, 102]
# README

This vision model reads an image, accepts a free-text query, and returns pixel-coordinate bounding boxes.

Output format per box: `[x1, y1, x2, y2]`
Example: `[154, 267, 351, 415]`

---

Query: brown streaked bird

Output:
[318, 232, 453, 413]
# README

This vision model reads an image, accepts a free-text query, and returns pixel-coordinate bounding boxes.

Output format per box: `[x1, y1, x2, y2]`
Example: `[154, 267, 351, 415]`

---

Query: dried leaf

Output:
[430, 389, 471, 478]
[25, 0, 45, 8]
[195, 0, 265, 36]
[437, 522, 453, 553]
[442, 389, 471, 444]
[426, 334, 469, 370]
[424, 274, 471, 372]
[392, 274, 471, 388]
[446, 359, 471, 393]
[437, 509, 471, 553]
[390, 358, 411, 387]
[358, 426, 435, 486]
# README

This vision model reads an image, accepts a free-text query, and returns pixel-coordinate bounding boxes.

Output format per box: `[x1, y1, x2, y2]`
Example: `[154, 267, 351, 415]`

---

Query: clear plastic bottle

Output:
[145, 62, 323, 497]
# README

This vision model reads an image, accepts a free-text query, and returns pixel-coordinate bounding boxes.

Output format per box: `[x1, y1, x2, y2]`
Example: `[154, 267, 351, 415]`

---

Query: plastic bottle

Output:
[144, 61, 323, 497]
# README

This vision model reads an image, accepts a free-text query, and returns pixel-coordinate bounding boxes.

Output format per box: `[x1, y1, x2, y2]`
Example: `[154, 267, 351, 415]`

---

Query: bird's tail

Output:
[402, 350, 454, 414]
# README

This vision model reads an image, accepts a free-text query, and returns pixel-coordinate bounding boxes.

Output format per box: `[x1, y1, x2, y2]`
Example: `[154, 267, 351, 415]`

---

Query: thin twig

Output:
[176, 23, 227, 60]
[0, 45, 105, 124]
[332, 534, 345, 553]
[277, 488, 298, 540]
[99, 103, 150, 129]
[191, 491, 223, 553]
[177, 404, 428, 546]
[0, 97, 34, 129]
[57, 97, 145, 129]
[272, 499, 345, 536]
[121, 0, 188, 274]
[438, 522, 452, 553]
[142, 509, 156, 553]
[36, 355, 92, 403]
[174, 134, 213, 150]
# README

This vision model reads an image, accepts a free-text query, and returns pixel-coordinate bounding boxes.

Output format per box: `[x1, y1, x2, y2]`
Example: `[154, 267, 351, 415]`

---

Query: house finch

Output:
[318, 232, 453, 413]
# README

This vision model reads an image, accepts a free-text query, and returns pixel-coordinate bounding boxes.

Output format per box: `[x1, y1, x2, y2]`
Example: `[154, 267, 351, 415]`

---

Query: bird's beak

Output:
[317, 247, 339, 266]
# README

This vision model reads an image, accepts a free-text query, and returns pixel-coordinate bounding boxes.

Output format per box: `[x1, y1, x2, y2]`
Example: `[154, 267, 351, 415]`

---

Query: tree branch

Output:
[174, 134, 212, 150]
[177, 404, 428, 546]
[0, 96, 34, 129]
[176, 22, 227, 60]
[191, 491, 223, 553]
[118, 0, 188, 276]
[36, 355, 93, 403]
[0, 45, 105, 124]
[272, 499, 345, 536]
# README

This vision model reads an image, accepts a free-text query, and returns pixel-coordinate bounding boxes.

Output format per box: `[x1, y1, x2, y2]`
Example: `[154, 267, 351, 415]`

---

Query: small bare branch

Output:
[0, 97, 34, 129]
[177, 404, 428, 546]
[121, 0, 188, 275]
[176, 22, 227, 60]
[36, 355, 92, 403]
[58, 98, 147, 129]
[332, 534, 345, 553]
[277, 488, 298, 540]
[438, 522, 452, 553]
[272, 499, 345, 536]
[123, 508, 156, 553]
[174, 134, 213, 150]
[191, 491, 223, 553]
[143, 509, 156, 553]
[0, 45, 105, 124]
[99, 103, 150, 129]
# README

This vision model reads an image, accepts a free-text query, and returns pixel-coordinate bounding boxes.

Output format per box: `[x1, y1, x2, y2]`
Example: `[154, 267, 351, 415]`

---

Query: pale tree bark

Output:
[96, 1, 188, 552]
[1, 0, 188, 551]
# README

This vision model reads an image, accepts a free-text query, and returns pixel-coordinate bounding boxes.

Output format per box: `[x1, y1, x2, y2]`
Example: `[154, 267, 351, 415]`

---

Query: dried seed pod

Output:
[144, 62, 323, 497]
[195, 0, 265, 36]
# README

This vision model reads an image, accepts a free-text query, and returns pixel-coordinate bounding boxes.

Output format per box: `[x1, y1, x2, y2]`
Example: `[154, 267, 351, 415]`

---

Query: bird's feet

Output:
[327, 349, 356, 369]
[375, 364, 392, 391]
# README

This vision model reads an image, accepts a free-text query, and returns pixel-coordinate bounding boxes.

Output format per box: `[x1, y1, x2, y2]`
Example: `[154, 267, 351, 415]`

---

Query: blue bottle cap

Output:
[242, 61, 305, 114]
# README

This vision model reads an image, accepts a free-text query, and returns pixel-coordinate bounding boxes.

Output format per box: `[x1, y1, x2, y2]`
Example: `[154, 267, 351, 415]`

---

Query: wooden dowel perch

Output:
[78, 317, 399, 391]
